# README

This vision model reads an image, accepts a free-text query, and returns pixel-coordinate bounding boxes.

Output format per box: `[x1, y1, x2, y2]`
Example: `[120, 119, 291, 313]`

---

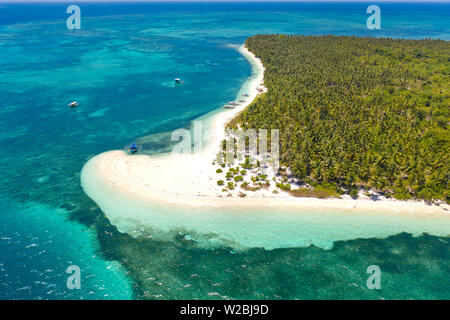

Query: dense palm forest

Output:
[235, 35, 449, 203]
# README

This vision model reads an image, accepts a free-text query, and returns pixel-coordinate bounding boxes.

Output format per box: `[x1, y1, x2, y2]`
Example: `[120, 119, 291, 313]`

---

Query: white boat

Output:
[68, 101, 79, 108]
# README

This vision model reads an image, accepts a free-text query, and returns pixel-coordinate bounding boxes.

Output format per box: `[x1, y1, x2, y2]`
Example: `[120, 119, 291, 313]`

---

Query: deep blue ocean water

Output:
[0, 2, 449, 299]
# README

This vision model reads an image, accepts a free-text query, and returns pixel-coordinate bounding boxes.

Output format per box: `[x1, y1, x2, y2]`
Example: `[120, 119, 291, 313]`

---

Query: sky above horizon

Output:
[2, 0, 449, 3]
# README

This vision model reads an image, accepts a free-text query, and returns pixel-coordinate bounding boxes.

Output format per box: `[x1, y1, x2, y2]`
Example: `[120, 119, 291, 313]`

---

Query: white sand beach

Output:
[81, 44, 449, 215]
[80, 44, 449, 249]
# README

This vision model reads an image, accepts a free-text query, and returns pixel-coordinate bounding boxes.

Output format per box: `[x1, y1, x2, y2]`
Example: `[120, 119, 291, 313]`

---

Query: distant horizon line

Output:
[2, 0, 449, 3]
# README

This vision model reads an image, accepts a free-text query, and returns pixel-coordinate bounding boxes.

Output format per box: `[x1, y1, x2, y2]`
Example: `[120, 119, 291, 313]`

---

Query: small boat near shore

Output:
[68, 101, 79, 108]
[228, 101, 239, 106]
[242, 93, 250, 97]
[223, 105, 234, 109]
[128, 143, 138, 154]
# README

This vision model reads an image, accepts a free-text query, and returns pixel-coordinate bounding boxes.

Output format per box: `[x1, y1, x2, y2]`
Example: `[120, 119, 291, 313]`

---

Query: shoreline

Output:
[81, 45, 450, 213]
[80, 43, 449, 249]
[81, 44, 449, 216]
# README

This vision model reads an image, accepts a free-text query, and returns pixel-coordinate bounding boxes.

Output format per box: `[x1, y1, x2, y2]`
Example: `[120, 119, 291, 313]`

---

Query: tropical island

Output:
[221, 35, 449, 204]
[81, 35, 450, 249]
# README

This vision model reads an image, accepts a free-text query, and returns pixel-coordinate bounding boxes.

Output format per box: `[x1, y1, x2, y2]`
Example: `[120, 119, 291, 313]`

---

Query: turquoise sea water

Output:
[0, 2, 449, 299]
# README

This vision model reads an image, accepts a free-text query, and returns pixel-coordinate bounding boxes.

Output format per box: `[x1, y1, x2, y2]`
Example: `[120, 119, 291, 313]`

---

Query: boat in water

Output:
[68, 101, 79, 108]
[128, 143, 139, 154]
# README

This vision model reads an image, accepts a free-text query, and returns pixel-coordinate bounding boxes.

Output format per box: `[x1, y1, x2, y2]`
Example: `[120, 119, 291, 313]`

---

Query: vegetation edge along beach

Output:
[225, 34, 449, 205]
[81, 37, 449, 215]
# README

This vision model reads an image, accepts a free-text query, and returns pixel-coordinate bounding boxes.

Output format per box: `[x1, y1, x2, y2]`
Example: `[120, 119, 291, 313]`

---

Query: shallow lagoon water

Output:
[1, 2, 449, 299]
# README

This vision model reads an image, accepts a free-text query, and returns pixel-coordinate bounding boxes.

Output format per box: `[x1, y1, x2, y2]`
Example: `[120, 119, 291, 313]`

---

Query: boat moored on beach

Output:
[128, 143, 139, 154]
